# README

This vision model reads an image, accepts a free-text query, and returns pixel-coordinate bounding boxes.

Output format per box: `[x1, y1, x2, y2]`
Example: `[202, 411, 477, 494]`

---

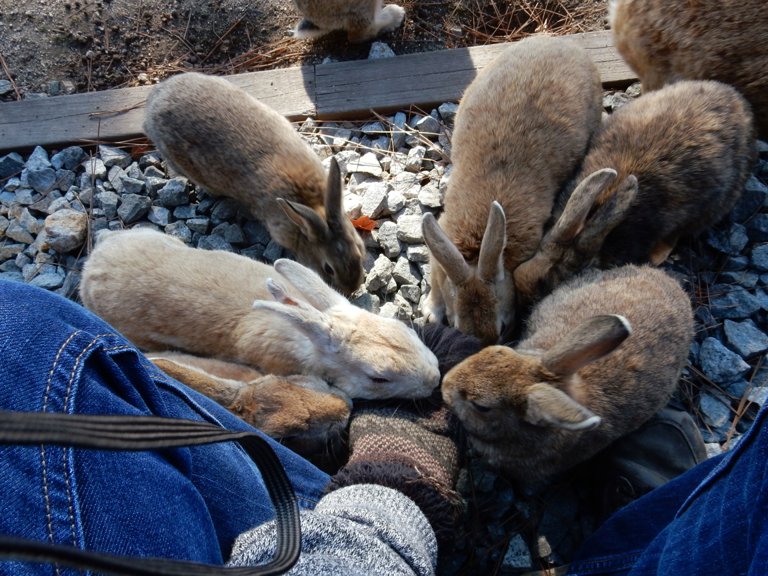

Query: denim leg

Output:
[0, 280, 330, 575]
[569, 403, 768, 575]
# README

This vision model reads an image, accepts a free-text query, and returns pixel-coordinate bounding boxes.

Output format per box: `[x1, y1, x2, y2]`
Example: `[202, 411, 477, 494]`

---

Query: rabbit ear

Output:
[422, 212, 471, 285]
[576, 174, 638, 255]
[477, 201, 507, 283]
[524, 382, 602, 430]
[252, 289, 340, 352]
[541, 314, 632, 377]
[272, 258, 348, 310]
[551, 168, 619, 244]
[277, 197, 330, 241]
[324, 158, 345, 230]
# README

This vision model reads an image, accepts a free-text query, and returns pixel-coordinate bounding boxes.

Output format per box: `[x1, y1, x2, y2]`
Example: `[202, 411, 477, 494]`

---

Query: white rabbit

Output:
[79, 228, 440, 400]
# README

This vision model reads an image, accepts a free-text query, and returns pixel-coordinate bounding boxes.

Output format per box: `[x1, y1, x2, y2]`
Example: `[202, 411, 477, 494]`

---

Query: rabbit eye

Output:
[470, 400, 491, 413]
[323, 262, 335, 277]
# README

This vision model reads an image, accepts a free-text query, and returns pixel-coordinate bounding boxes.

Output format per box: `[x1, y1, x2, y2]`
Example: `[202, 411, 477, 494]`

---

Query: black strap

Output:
[0, 410, 302, 575]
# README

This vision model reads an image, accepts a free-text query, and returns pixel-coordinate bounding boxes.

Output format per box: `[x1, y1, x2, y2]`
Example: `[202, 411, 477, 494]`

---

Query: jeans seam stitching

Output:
[40, 329, 80, 576]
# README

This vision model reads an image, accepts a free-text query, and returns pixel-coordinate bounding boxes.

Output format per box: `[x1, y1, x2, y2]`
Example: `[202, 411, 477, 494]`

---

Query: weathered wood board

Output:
[0, 30, 635, 153]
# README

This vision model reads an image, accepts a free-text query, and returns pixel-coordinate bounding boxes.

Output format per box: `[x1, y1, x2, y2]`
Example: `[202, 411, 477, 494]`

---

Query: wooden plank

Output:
[315, 30, 635, 119]
[0, 66, 315, 153]
[0, 30, 635, 152]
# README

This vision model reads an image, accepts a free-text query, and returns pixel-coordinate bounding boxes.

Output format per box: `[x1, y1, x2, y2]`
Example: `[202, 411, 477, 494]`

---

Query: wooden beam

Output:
[0, 30, 635, 153]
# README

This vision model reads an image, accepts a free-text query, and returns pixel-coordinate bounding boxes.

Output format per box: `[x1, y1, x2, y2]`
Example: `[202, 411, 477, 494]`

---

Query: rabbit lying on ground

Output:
[292, 0, 405, 43]
[610, 0, 768, 139]
[148, 351, 350, 446]
[442, 265, 693, 485]
[513, 80, 756, 309]
[79, 228, 440, 400]
[143, 72, 365, 295]
[422, 35, 603, 345]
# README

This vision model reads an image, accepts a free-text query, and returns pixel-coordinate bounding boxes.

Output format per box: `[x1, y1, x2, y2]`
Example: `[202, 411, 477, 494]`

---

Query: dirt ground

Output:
[0, 0, 607, 99]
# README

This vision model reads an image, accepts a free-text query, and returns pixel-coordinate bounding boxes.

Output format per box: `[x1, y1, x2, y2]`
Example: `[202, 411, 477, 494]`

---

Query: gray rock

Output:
[334, 150, 361, 175]
[164, 221, 193, 243]
[365, 253, 395, 292]
[186, 218, 210, 234]
[212, 222, 246, 244]
[350, 291, 381, 313]
[120, 176, 146, 195]
[172, 205, 197, 219]
[361, 121, 386, 136]
[747, 214, 768, 242]
[29, 271, 65, 290]
[396, 214, 424, 243]
[54, 169, 76, 192]
[705, 223, 749, 255]
[117, 194, 152, 224]
[400, 284, 421, 303]
[13, 188, 41, 205]
[719, 270, 759, 289]
[147, 206, 171, 227]
[5, 220, 34, 243]
[709, 285, 763, 319]
[752, 243, 768, 272]
[406, 244, 430, 263]
[211, 198, 241, 222]
[98, 145, 132, 169]
[393, 256, 420, 285]
[96, 191, 120, 219]
[726, 378, 749, 398]
[157, 178, 189, 207]
[24, 168, 55, 194]
[43, 209, 88, 253]
[375, 220, 401, 258]
[50, 147, 86, 170]
[415, 114, 441, 136]
[699, 392, 731, 428]
[0, 79, 13, 96]
[197, 234, 233, 252]
[437, 102, 459, 125]
[348, 152, 383, 178]
[724, 319, 768, 357]
[699, 336, 751, 384]
[243, 220, 272, 246]
[262, 240, 284, 262]
[503, 534, 532, 570]
[0, 243, 25, 260]
[360, 182, 389, 219]
[0, 153, 25, 180]
[405, 146, 426, 172]
[418, 183, 442, 208]
[82, 157, 107, 181]
[748, 387, 768, 407]
[144, 176, 168, 195]
[368, 41, 396, 59]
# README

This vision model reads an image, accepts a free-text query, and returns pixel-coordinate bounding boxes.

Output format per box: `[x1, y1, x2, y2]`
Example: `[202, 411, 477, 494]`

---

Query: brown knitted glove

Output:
[327, 395, 465, 541]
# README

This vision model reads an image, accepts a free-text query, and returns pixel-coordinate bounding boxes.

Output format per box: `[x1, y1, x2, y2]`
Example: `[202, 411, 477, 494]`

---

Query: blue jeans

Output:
[569, 394, 768, 574]
[0, 280, 330, 575]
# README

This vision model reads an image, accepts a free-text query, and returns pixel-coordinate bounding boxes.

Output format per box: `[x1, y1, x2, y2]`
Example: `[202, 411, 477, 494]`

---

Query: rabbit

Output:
[421, 35, 603, 345]
[292, 0, 406, 43]
[442, 264, 694, 485]
[609, 0, 768, 139]
[513, 79, 756, 310]
[79, 228, 440, 400]
[147, 351, 351, 442]
[143, 72, 366, 295]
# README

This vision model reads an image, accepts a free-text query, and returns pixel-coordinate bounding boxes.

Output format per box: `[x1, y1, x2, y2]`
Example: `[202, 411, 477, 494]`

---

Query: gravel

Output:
[1, 81, 767, 574]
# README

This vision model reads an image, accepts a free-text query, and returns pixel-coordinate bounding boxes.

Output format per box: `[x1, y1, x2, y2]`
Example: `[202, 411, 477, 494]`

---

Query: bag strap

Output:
[0, 410, 302, 575]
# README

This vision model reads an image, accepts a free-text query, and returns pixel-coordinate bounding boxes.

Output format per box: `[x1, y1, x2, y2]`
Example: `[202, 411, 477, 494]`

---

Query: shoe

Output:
[597, 405, 707, 520]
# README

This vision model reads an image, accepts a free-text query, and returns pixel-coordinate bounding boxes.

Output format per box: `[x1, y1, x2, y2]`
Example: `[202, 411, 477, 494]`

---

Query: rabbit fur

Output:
[79, 228, 440, 400]
[292, 0, 405, 43]
[422, 35, 603, 345]
[148, 351, 350, 443]
[143, 72, 366, 295]
[513, 80, 756, 309]
[610, 0, 768, 140]
[442, 265, 694, 485]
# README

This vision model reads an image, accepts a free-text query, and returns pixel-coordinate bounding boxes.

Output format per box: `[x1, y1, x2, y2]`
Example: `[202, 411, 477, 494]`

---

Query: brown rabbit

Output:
[442, 265, 693, 485]
[148, 351, 350, 442]
[422, 35, 603, 345]
[513, 80, 756, 309]
[292, 0, 405, 43]
[610, 0, 768, 139]
[143, 72, 366, 295]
